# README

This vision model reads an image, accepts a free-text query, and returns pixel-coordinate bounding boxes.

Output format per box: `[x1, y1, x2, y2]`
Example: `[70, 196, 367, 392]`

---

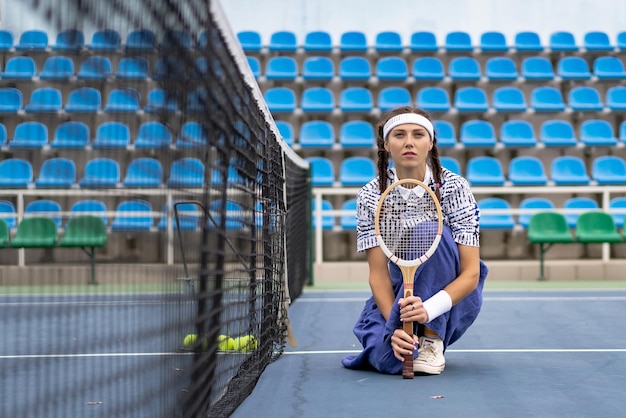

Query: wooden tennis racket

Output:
[375, 178, 443, 379]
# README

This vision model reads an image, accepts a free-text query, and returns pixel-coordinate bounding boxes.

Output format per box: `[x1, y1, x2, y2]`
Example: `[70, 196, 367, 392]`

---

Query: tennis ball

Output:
[217, 335, 235, 351]
[234, 335, 258, 352]
[183, 334, 197, 348]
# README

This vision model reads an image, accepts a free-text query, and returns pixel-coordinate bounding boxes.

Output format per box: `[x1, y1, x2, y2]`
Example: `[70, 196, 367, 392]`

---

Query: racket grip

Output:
[402, 353, 414, 379]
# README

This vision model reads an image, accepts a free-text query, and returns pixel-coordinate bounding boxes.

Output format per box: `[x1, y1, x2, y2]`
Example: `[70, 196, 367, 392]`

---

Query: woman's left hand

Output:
[399, 295, 428, 324]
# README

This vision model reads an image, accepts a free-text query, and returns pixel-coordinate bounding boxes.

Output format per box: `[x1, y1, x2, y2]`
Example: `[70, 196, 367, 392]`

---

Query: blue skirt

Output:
[341, 226, 488, 374]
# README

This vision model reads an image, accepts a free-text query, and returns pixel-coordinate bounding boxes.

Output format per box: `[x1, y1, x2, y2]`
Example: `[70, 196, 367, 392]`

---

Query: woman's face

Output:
[384, 122, 432, 171]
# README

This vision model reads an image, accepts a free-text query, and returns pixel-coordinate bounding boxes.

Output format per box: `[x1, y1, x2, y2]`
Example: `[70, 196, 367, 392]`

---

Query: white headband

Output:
[382, 113, 434, 141]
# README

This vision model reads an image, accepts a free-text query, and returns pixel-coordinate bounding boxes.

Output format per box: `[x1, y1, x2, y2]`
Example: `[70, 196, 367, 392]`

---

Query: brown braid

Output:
[375, 106, 443, 201]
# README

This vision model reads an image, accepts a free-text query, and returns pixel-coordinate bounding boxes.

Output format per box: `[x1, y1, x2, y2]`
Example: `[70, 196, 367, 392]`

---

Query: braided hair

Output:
[376, 106, 443, 201]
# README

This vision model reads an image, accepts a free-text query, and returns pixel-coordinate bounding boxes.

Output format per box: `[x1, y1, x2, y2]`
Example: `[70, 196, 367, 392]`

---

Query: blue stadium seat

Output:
[339, 87, 374, 113]
[433, 120, 456, 148]
[111, 200, 154, 231]
[152, 57, 187, 81]
[104, 88, 141, 113]
[460, 120, 497, 147]
[35, 158, 76, 188]
[618, 32, 626, 51]
[298, 120, 335, 148]
[0, 124, 6, 146]
[92, 122, 130, 149]
[448, 57, 481, 81]
[416, 87, 451, 112]
[606, 86, 626, 111]
[71, 200, 108, 225]
[123, 158, 163, 188]
[593, 56, 626, 80]
[116, 56, 149, 79]
[339, 31, 367, 52]
[550, 156, 590, 186]
[540, 119, 578, 147]
[24, 87, 62, 113]
[53, 29, 84, 52]
[621, 121, 626, 142]
[1, 56, 36, 79]
[549, 31, 577, 52]
[208, 200, 246, 230]
[521, 56, 554, 81]
[466, 156, 506, 186]
[0, 88, 22, 113]
[9, 121, 48, 148]
[592, 155, 626, 185]
[158, 201, 199, 231]
[0, 200, 17, 229]
[303, 31, 332, 52]
[39, 55, 74, 81]
[275, 120, 294, 147]
[609, 197, 626, 228]
[340, 199, 358, 230]
[412, 57, 445, 81]
[454, 87, 489, 113]
[185, 87, 210, 113]
[583, 31, 613, 51]
[246, 56, 260, 78]
[375, 56, 408, 81]
[65, 87, 101, 113]
[338, 56, 371, 80]
[265, 56, 298, 81]
[514, 31, 543, 52]
[176, 121, 207, 148]
[15, 29, 48, 51]
[485, 57, 518, 81]
[378, 87, 411, 112]
[301, 87, 335, 113]
[79, 158, 120, 188]
[237, 31, 262, 52]
[0, 30, 14, 51]
[445, 31, 473, 52]
[478, 198, 515, 229]
[530, 86, 566, 112]
[579, 119, 617, 146]
[518, 197, 555, 228]
[0, 158, 33, 188]
[88, 29, 121, 51]
[557, 56, 591, 80]
[302, 56, 334, 81]
[568, 86, 603, 112]
[312, 199, 335, 230]
[133, 121, 172, 149]
[500, 120, 537, 147]
[480, 31, 508, 52]
[50, 121, 90, 149]
[167, 158, 205, 188]
[409, 31, 438, 52]
[306, 157, 335, 187]
[563, 197, 598, 228]
[77, 56, 112, 80]
[269, 31, 297, 52]
[508, 156, 547, 185]
[492, 86, 527, 112]
[339, 156, 376, 186]
[145, 88, 178, 114]
[160, 30, 192, 51]
[25, 200, 62, 228]
[375, 31, 403, 52]
[339, 121, 375, 148]
[264, 87, 296, 113]
[440, 156, 461, 175]
[125, 29, 156, 51]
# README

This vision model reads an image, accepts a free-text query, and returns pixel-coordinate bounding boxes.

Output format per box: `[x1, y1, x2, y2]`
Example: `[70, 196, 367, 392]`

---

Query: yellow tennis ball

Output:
[217, 335, 235, 351]
[235, 335, 258, 352]
[183, 334, 197, 348]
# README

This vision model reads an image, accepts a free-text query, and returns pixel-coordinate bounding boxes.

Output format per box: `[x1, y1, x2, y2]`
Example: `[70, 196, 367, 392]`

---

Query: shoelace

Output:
[417, 344, 439, 363]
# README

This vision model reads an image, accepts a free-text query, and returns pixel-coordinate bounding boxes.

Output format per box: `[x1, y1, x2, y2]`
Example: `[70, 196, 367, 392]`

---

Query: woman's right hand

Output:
[390, 328, 419, 361]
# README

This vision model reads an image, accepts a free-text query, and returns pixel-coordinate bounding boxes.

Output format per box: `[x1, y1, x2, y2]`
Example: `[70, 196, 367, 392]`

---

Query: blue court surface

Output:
[232, 284, 626, 418]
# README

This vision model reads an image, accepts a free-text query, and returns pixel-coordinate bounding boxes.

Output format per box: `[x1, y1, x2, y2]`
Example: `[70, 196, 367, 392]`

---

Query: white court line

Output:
[0, 352, 193, 359]
[283, 348, 626, 355]
[298, 296, 626, 302]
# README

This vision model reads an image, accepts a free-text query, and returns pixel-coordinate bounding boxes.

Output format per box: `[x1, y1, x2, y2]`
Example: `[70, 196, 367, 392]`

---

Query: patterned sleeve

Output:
[440, 171, 480, 247]
[355, 180, 381, 252]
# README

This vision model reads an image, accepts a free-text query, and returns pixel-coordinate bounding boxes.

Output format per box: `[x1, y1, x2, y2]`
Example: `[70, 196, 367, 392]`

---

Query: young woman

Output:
[341, 106, 488, 375]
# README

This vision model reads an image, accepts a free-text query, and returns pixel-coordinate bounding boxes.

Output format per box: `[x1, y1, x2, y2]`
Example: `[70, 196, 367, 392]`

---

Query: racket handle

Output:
[402, 353, 414, 379]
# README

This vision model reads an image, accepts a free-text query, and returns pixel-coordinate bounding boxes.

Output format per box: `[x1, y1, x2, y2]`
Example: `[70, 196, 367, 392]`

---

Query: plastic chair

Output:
[15, 30, 48, 51]
[89, 29, 121, 51]
[549, 31, 577, 52]
[593, 56, 626, 80]
[550, 156, 590, 186]
[508, 156, 547, 185]
[144, 88, 178, 114]
[76, 55, 112, 80]
[111, 200, 154, 231]
[339, 31, 367, 52]
[312, 199, 335, 230]
[521, 56, 555, 81]
[24, 87, 62, 113]
[302, 56, 334, 81]
[530, 86, 565, 112]
[0, 124, 6, 146]
[9, 121, 48, 148]
[557, 56, 591, 80]
[123, 158, 163, 188]
[339, 199, 358, 230]
[480, 31, 508, 52]
[412, 57, 445, 81]
[167, 158, 205, 188]
[265, 56, 298, 81]
[500, 120, 537, 147]
[339, 121, 374, 148]
[378, 87, 411, 112]
[133, 121, 172, 149]
[609, 197, 626, 228]
[301, 87, 335, 113]
[264, 87, 296, 113]
[35, 158, 76, 188]
[375, 56, 408, 81]
[583, 31, 613, 51]
[268, 31, 297, 52]
[275, 121, 294, 147]
[185, 88, 210, 113]
[440, 156, 461, 175]
[158, 201, 200, 231]
[25, 200, 62, 228]
[303, 31, 332, 52]
[79, 158, 120, 188]
[65, 87, 101, 113]
[375, 31, 403, 52]
[621, 121, 626, 142]
[208, 200, 247, 230]
[92, 121, 130, 149]
[445, 31, 473, 52]
[575, 212, 622, 243]
[478, 198, 515, 229]
[339, 56, 371, 80]
[0, 88, 22, 113]
[104, 88, 140, 113]
[52, 29, 84, 51]
[0, 218, 8, 247]
[410, 31, 438, 52]
[449, 57, 481, 81]
[605, 86, 626, 111]
[568, 86, 603, 112]
[514, 31, 543, 52]
[1, 56, 36, 79]
[579, 119, 617, 147]
[70, 200, 108, 225]
[0, 158, 33, 188]
[176, 121, 207, 148]
[125, 29, 156, 51]
[466, 156, 506, 185]
[492, 86, 527, 112]
[563, 197, 599, 228]
[116, 56, 149, 79]
[339, 87, 374, 113]
[527, 212, 574, 280]
[152, 56, 187, 81]
[11, 217, 58, 248]
[433, 120, 456, 148]
[0, 30, 14, 51]
[518, 198, 555, 228]
[339, 156, 376, 186]
[60, 215, 107, 284]
[592, 155, 626, 185]
[160, 30, 192, 50]
[246, 56, 260, 78]
[306, 157, 335, 187]
[39, 56, 74, 81]
[237, 31, 262, 52]
[540, 119, 578, 147]
[485, 57, 519, 81]
[416, 87, 451, 112]
[455, 87, 489, 113]
[0, 201, 16, 230]
[298, 120, 334, 148]
[459, 120, 496, 147]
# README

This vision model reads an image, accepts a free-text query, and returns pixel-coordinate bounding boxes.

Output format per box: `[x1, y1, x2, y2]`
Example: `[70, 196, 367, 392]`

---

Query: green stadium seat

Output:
[11, 217, 58, 248]
[59, 215, 108, 284]
[575, 212, 622, 243]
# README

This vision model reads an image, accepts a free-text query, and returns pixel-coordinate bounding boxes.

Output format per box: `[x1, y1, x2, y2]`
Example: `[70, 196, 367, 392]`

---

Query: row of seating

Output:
[0, 120, 206, 149]
[252, 55, 626, 82]
[306, 154, 626, 187]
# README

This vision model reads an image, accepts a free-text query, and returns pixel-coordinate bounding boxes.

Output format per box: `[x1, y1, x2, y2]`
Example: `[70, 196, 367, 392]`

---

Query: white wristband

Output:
[422, 290, 452, 323]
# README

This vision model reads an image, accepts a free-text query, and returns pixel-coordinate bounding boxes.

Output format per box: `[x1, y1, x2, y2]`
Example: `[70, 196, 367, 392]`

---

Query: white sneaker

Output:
[413, 336, 445, 375]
